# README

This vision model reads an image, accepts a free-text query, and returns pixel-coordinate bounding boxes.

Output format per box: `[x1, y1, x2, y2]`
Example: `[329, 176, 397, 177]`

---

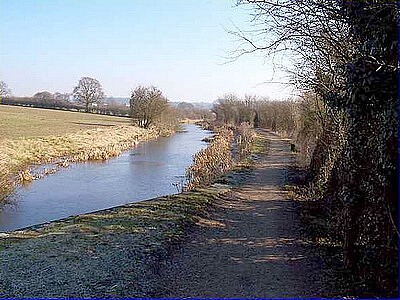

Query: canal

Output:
[0, 124, 211, 232]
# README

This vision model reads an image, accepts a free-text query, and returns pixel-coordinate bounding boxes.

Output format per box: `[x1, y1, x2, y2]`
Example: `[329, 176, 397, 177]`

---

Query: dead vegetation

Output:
[185, 127, 234, 190]
[185, 122, 255, 191]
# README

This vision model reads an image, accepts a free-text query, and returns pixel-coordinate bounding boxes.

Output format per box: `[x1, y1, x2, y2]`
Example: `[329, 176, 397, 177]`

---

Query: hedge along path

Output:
[0, 125, 162, 201]
[153, 129, 338, 298]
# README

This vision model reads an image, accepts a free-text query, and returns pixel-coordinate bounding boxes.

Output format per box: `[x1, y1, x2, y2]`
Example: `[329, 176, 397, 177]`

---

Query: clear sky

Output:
[0, 0, 291, 102]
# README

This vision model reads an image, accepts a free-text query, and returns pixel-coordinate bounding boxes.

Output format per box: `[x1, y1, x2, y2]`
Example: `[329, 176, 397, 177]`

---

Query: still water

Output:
[0, 124, 211, 232]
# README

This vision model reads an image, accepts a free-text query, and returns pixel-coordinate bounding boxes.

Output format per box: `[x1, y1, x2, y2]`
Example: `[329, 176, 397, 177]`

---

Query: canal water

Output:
[0, 124, 211, 232]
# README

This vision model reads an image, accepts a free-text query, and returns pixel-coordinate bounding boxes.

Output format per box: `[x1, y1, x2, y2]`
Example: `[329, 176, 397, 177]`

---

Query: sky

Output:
[0, 0, 292, 102]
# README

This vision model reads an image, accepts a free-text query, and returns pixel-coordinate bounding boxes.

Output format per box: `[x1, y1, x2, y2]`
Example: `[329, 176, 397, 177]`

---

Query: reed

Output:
[185, 123, 256, 190]
[185, 127, 234, 190]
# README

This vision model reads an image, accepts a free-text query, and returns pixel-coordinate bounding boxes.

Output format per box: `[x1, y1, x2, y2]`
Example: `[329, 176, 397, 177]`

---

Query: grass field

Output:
[0, 105, 131, 140]
[0, 105, 161, 202]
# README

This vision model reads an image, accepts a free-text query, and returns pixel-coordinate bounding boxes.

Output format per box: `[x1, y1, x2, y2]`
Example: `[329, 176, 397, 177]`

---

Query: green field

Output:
[0, 105, 131, 140]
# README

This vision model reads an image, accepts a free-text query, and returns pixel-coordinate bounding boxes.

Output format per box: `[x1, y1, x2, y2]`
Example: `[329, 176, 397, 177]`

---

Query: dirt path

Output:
[153, 130, 335, 298]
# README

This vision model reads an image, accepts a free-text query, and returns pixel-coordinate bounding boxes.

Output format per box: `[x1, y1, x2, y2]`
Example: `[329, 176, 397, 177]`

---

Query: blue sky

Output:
[0, 0, 291, 102]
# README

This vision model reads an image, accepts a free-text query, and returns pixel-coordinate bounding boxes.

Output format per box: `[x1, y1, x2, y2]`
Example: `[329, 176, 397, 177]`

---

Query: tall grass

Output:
[185, 127, 234, 190]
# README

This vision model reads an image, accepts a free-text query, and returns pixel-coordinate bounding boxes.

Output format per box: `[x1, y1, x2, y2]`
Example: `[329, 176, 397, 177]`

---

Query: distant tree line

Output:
[0, 77, 121, 115]
[0, 78, 211, 127]
[213, 94, 297, 137]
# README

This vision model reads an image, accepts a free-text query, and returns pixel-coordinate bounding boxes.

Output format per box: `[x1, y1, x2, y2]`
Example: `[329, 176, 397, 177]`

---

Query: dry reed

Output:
[185, 123, 255, 190]
[185, 127, 234, 190]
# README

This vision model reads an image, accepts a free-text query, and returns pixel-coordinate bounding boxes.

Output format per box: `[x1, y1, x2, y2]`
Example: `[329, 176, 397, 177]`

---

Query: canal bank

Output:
[0, 123, 163, 204]
[0, 124, 211, 232]
[0, 185, 232, 297]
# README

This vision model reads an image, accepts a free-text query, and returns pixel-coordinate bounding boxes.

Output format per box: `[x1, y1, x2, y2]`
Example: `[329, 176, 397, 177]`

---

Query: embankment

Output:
[0, 125, 171, 202]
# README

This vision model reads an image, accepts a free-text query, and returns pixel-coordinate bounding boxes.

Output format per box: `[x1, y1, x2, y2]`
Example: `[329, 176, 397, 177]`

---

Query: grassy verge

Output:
[0, 105, 170, 202]
[0, 186, 231, 297]
[0, 187, 228, 241]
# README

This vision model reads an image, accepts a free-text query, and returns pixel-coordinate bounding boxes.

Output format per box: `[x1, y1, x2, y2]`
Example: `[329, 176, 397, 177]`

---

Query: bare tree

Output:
[73, 77, 104, 112]
[0, 81, 11, 103]
[54, 92, 71, 103]
[231, 0, 352, 98]
[212, 94, 240, 125]
[130, 86, 168, 128]
[212, 94, 256, 126]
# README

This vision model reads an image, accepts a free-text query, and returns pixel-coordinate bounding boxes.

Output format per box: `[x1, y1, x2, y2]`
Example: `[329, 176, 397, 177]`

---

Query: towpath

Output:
[153, 129, 336, 298]
[0, 129, 337, 298]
